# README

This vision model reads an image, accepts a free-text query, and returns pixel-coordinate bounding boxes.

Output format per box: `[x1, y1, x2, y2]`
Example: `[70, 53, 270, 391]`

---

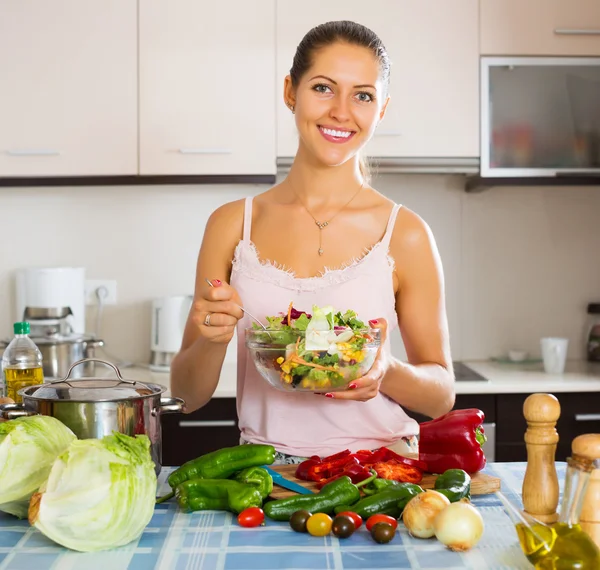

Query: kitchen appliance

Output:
[0, 359, 185, 475]
[150, 295, 192, 371]
[16, 267, 86, 335]
[9, 267, 103, 378]
[479, 56, 600, 180]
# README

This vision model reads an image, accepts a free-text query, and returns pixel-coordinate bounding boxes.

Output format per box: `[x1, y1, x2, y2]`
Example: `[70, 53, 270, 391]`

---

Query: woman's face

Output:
[286, 42, 389, 168]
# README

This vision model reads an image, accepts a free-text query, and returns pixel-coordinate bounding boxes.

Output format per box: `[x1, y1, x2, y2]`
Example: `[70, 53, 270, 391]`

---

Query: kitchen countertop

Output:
[110, 359, 600, 400]
[0, 461, 558, 569]
[456, 359, 600, 394]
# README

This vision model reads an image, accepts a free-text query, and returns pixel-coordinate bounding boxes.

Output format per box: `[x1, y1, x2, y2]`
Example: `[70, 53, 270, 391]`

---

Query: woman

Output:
[171, 20, 455, 463]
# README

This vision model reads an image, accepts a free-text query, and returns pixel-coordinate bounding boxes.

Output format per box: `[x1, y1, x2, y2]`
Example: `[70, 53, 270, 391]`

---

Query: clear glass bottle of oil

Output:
[1, 322, 43, 403]
[502, 453, 600, 569]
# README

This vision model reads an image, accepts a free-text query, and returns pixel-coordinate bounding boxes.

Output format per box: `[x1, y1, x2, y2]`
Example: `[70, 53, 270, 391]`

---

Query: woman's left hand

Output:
[324, 318, 389, 402]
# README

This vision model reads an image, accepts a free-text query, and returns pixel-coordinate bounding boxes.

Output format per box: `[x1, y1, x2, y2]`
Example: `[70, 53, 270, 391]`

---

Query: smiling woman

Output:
[170, 20, 455, 463]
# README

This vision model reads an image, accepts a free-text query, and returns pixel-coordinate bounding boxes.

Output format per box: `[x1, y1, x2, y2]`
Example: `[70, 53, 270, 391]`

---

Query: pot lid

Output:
[31, 333, 89, 346]
[20, 358, 156, 402]
[27, 378, 155, 402]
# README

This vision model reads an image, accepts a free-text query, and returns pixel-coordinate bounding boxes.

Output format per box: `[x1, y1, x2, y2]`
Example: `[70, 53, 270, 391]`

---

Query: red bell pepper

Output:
[356, 447, 428, 472]
[315, 463, 373, 489]
[295, 455, 321, 481]
[419, 408, 487, 474]
[370, 460, 424, 483]
[307, 455, 359, 481]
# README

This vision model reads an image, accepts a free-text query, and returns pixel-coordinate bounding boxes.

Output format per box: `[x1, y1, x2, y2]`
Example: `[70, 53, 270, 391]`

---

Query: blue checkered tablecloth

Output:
[0, 462, 563, 570]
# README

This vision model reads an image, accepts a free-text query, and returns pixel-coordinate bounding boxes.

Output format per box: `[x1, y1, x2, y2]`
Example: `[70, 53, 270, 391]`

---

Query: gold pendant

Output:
[318, 248, 324, 256]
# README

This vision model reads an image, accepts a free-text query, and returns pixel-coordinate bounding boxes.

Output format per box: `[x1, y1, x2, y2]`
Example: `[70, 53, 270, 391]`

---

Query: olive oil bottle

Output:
[499, 452, 600, 569]
[1, 322, 43, 403]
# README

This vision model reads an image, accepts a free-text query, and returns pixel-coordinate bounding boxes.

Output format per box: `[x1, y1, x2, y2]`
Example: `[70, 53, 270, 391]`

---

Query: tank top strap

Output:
[381, 203, 402, 250]
[242, 196, 254, 242]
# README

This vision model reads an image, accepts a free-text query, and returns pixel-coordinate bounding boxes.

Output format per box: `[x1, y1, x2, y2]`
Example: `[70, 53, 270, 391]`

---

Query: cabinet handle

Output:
[575, 414, 600, 422]
[554, 28, 600, 36]
[6, 149, 61, 156]
[179, 420, 237, 428]
[178, 148, 232, 155]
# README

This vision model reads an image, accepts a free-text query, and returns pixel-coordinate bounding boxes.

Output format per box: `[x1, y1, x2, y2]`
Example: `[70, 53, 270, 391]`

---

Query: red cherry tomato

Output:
[366, 514, 398, 532]
[237, 507, 265, 528]
[336, 511, 363, 530]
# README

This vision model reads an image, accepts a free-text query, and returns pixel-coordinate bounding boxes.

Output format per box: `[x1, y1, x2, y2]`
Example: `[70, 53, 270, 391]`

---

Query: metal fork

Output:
[204, 278, 272, 338]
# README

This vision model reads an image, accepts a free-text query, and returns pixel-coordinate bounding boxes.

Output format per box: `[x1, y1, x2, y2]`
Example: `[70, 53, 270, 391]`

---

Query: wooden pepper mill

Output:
[573, 434, 600, 547]
[522, 393, 561, 524]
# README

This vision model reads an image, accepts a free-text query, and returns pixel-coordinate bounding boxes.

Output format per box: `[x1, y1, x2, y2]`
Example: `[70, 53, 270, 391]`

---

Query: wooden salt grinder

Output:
[573, 434, 600, 548]
[522, 393, 561, 524]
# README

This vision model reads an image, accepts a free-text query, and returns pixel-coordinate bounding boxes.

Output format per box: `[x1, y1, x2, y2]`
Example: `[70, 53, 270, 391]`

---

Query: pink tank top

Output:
[230, 197, 419, 457]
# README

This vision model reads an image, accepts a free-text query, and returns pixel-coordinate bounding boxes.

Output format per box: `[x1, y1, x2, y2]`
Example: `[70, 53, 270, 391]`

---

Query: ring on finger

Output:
[204, 313, 212, 327]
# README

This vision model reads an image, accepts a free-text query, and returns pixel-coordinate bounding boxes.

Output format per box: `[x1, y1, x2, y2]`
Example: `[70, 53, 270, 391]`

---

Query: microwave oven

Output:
[480, 57, 600, 179]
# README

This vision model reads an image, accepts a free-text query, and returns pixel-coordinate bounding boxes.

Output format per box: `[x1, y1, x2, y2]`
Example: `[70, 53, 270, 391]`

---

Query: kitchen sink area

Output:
[454, 361, 488, 382]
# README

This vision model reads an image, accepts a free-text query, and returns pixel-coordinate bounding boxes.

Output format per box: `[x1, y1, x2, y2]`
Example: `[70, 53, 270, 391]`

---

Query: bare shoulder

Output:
[202, 198, 246, 251]
[391, 206, 437, 252]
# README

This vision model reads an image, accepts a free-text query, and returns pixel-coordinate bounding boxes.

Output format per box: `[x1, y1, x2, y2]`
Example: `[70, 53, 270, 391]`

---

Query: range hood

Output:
[277, 156, 479, 176]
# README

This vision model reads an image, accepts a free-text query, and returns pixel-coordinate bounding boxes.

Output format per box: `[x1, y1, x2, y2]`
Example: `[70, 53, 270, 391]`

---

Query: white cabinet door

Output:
[276, 0, 479, 159]
[139, 0, 276, 175]
[0, 1, 137, 176]
[481, 0, 600, 56]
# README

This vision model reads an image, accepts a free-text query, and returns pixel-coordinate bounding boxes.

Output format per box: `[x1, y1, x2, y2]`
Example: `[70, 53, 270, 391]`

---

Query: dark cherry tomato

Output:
[366, 514, 398, 532]
[332, 515, 355, 539]
[237, 507, 265, 528]
[289, 509, 312, 533]
[336, 511, 363, 530]
[370, 522, 396, 544]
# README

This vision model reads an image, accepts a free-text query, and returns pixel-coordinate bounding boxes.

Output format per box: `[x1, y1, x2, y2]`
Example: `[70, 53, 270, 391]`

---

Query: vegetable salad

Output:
[251, 304, 377, 390]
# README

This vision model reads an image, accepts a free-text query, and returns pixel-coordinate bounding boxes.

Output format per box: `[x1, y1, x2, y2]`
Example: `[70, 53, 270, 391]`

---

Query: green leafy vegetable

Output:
[29, 432, 157, 552]
[0, 416, 76, 518]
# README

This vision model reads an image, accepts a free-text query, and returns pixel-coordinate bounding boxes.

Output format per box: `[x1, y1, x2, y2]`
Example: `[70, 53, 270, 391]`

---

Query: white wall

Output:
[1, 174, 599, 366]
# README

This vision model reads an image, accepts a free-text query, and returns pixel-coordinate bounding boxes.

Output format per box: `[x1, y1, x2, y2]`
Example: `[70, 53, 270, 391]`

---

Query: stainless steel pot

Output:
[0, 358, 185, 475]
[0, 334, 103, 379]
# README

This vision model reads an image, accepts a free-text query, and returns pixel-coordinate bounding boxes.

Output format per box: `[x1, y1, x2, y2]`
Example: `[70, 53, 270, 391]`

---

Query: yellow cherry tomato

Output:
[306, 513, 333, 537]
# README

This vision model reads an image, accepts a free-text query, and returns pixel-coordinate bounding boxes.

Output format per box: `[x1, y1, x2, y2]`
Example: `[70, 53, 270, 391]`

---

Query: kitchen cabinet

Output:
[481, 0, 600, 56]
[161, 398, 240, 467]
[276, 0, 479, 159]
[139, 0, 276, 176]
[0, 1, 137, 177]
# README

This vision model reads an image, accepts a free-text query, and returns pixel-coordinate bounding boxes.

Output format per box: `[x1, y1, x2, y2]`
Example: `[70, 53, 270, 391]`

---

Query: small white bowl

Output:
[508, 349, 528, 362]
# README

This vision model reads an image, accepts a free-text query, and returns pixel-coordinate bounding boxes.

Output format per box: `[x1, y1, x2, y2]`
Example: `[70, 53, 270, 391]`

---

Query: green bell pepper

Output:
[434, 469, 471, 502]
[168, 444, 276, 488]
[264, 471, 376, 522]
[334, 483, 423, 519]
[175, 478, 263, 514]
[232, 466, 273, 500]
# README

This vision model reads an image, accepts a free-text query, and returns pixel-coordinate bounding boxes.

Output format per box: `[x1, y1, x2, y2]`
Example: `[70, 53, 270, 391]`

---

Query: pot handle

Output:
[0, 403, 36, 420]
[53, 358, 136, 386]
[152, 397, 186, 416]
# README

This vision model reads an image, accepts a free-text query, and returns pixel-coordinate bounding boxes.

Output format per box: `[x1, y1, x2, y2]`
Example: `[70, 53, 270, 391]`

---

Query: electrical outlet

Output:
[85, 279, 117, 305]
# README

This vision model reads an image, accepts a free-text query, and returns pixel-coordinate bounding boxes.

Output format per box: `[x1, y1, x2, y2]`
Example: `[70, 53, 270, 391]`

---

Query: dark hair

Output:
[290, 20, 391, 94]
[289, 21, 390, 181]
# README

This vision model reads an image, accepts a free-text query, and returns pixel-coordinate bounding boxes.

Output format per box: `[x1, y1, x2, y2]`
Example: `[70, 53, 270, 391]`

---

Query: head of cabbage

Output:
[0, 415, 76, 518]
[29, 432, 157, 552]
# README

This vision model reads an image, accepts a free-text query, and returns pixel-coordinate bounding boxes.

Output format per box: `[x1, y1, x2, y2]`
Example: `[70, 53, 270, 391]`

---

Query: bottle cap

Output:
[13, 322, 30, 335]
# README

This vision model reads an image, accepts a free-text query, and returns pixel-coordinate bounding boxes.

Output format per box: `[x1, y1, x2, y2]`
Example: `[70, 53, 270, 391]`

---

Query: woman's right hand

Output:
[191, 279, 244, 344]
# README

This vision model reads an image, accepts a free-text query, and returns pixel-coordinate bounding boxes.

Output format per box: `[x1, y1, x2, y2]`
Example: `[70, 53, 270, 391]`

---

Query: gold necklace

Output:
[289, 180, 364, 256]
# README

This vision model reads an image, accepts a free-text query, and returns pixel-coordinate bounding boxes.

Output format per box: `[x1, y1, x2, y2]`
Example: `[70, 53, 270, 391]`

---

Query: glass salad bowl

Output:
[245, 326, 381, 393]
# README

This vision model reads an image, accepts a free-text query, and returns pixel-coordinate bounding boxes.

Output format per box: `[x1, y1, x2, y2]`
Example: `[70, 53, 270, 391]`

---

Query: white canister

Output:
[150, 295, 192, 371]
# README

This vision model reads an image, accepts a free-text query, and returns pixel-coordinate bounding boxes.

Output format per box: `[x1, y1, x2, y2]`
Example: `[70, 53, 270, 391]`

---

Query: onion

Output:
[434, 501, 484, 551]
[402, 490, 450, 538]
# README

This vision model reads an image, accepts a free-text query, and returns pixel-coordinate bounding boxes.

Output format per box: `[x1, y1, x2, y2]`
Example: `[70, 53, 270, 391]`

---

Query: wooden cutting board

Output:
[268, 464, 501, 499]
